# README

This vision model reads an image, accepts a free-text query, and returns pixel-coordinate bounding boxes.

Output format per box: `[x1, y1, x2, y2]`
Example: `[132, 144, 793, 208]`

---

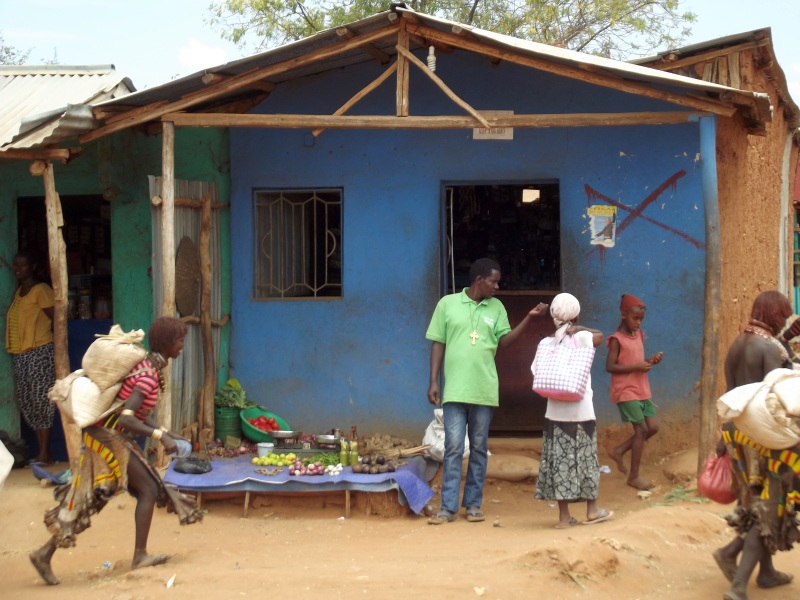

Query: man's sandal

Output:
[466, 507, 485, 522]
[427, 511, 457, 525]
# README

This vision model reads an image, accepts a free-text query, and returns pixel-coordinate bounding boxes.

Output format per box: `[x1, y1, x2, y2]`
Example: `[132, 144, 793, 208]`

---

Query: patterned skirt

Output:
[535, 419, 599, 502]
[722, 424, 800, 554]
[43, 425, 202, 549]
[11, 342, 55, 430]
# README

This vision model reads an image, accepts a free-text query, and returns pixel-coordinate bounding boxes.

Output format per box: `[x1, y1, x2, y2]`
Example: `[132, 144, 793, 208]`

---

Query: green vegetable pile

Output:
[301, 452, 340, 467]
[214, 378, 257, 409]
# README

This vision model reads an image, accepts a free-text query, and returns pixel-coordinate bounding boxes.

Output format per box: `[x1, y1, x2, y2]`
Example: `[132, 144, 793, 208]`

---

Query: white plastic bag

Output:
[422, 408, 469, 463]
[49, 370, 124, 428]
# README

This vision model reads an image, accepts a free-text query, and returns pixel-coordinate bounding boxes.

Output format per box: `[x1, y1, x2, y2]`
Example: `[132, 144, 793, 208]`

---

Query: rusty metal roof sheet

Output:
[0, 64, 134, 150]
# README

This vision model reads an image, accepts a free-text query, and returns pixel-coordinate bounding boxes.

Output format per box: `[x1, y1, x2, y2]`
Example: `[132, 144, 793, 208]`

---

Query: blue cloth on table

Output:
[163, 455, 434, 514]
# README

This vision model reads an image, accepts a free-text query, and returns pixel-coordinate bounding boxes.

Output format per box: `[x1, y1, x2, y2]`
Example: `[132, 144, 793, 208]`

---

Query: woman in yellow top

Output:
[5, 249, 56, 464]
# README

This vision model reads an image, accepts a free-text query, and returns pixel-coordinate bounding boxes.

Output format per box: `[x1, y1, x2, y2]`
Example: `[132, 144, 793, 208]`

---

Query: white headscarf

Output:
[550, 293, 581, 342]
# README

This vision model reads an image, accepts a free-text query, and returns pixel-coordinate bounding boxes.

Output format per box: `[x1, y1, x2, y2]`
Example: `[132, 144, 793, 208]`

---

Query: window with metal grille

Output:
[253, 188, 342, 299]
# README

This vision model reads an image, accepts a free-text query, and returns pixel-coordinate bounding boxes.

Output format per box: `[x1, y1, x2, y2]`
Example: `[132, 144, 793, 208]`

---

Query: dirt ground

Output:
[1, 442, 797, 600]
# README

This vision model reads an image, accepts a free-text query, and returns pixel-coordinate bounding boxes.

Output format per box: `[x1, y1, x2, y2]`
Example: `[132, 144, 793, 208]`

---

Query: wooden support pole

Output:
[158, 122, 176, 456]
[200, 194, 216, 432]
[698, 116, 721, 473]
[39, 161, 82, 468]
[396, 20, 409, 117]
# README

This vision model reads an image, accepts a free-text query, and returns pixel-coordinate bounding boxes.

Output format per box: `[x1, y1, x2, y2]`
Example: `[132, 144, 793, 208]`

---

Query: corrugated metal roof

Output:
[97, 8, 770, 121]
[0, 64, 134, 150]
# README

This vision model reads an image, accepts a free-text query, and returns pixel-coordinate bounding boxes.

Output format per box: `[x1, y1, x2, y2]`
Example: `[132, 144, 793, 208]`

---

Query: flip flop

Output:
[428, 511, 457, 525]
[582, 509, 614, 525]
[30, 463, 70, 485]
[555, 517, 578, 529]
[466, 508, 485, 523]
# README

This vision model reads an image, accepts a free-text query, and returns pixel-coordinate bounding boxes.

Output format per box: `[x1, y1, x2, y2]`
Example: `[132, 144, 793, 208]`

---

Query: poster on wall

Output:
[588, 205, 617, 247]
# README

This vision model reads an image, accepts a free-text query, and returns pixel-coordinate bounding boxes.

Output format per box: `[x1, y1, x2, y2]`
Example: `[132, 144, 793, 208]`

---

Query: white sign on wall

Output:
[473, 110, 514, 140]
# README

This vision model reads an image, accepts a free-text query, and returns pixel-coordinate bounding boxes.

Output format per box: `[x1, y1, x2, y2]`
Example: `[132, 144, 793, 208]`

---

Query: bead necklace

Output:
[744, 320, 789, 362]
[147, 351, 167, 391]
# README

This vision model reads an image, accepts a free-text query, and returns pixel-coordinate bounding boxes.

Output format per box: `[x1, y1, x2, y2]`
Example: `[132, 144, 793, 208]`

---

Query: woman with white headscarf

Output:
[533, 293, 613, 528]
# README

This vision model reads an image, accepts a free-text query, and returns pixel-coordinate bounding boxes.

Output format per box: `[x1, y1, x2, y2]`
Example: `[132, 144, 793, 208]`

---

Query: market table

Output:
[163, 455, 434, 518]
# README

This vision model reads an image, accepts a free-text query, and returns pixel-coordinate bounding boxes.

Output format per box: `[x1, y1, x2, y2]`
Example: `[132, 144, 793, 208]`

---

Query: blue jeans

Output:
[440, 402, 493, 514]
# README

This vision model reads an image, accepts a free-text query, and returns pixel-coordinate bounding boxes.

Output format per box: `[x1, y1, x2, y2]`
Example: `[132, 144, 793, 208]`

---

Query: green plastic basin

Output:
[240, 407, 292, 443]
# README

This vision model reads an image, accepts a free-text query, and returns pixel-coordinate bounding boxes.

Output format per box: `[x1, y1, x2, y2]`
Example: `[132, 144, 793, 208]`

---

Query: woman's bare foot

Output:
[722, 586, 748, 600]
[712, 549, 737, 582]
[607, 447, 628, 475]
[30, 548, 59, 585]
[756, 569, 793, 588]
[132, 552, 171, 569]
[627, 476, 654, 491]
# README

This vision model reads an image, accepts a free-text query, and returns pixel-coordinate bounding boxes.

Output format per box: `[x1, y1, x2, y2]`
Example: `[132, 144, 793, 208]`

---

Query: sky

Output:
[1, 0, 799, 100]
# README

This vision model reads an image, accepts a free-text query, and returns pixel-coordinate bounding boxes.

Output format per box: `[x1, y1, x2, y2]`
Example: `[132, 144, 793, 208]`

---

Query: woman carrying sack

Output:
[29, 317, 203, 586]
[532, 293, 613, 529]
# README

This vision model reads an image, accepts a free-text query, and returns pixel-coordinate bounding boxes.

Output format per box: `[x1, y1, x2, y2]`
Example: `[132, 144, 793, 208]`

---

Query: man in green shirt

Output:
[426, 258, 548, 524]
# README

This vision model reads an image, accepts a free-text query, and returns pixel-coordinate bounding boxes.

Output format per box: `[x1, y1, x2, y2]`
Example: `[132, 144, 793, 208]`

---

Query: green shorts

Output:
[617, 399, 656, 424]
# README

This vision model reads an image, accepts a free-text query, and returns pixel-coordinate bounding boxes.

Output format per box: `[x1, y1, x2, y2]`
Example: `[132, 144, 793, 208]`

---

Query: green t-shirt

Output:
[425, 289, 512, 406]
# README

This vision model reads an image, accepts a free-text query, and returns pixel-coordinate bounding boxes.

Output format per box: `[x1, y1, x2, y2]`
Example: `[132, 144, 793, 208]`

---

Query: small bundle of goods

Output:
[359, 432, 431, 461]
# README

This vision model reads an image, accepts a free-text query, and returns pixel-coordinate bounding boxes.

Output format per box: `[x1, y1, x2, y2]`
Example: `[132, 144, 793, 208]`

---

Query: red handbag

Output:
[697, 454, 736, 504]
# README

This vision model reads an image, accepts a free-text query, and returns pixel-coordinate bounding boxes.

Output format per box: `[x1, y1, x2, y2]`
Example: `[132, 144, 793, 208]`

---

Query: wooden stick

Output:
[312, 61, 398, 137]
[181, 314, 230, 327]
[395, 45, 490, 129]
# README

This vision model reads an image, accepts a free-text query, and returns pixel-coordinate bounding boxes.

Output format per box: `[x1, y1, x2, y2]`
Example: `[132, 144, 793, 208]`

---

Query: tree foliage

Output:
[206, 0, 695, 59]
[0, 31, 31, 65]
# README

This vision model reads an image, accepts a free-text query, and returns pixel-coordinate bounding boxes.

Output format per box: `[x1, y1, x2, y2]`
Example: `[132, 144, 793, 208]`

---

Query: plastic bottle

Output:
[349, 440, 359, 467]
[339, 438, 350, 466]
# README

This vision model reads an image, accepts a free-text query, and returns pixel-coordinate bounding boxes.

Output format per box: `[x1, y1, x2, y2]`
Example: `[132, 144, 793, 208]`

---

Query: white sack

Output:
[422, 408, 470, 463]
[50, 371, 124, 428]
[717, 369, 800, 449]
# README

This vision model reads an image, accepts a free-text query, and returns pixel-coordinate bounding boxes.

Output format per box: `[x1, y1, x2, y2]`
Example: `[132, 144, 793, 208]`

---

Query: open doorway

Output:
[16, 194, 112, 461]
[443, 182, 561, 434]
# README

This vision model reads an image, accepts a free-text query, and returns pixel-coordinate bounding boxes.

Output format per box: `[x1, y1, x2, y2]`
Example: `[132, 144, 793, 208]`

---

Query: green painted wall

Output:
[0, 127, 231, 437]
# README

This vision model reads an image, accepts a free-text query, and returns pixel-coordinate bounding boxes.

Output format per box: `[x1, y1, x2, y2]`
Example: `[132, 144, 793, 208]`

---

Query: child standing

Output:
[606, 293, 663, 491]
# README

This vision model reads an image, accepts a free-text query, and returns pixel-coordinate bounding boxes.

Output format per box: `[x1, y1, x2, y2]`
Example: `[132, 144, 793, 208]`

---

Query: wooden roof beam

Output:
[80, 23, 400, 144]
[0, 148, 80, 162]
[163, 110, 713, 129]
[649, 39, 769, 72]
[410, 24, 740, 118]
[336, 26, 391, 64]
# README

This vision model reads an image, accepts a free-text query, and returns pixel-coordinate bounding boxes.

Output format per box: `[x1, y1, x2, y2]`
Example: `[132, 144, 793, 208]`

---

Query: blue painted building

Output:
[228, 55, 714, 435]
